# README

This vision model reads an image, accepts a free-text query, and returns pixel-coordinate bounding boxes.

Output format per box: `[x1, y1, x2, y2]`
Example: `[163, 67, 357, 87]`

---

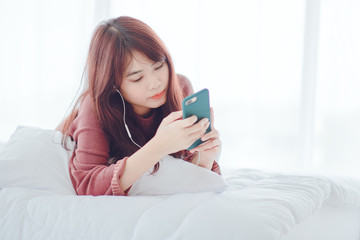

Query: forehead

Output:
[126, 51, 153, 71]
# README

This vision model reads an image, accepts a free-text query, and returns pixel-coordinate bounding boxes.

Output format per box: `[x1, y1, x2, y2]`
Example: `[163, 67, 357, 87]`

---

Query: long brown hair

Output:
[61, 16, 185, 170]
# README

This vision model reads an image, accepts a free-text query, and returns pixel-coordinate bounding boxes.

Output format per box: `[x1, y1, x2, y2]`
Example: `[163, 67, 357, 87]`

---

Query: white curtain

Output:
[1, 0, 359, 176]
[0, 0, 98, 138]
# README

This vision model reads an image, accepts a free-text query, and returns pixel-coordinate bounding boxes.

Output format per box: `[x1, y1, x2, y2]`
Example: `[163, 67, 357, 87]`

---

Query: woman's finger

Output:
[185, 118, 209, 134]
[162, 111, 183, 125]
[201, 128, 219, 142]
[191, 138, 221, 152]
[185, 121, 210, 149]
[180, 115, 199, 128]
[210, 107, 215, 127]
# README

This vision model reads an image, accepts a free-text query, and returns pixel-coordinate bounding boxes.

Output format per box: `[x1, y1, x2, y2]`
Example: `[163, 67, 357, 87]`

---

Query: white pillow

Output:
[128, 155, 227, 196]
[0, 126, 76, 195]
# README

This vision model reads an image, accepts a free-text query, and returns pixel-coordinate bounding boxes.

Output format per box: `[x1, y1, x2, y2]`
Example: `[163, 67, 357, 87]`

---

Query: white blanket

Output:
[1, 168, 360, 240]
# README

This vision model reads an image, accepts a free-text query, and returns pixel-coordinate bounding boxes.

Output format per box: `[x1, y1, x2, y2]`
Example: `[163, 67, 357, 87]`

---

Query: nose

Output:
[148, 76, 161, 90]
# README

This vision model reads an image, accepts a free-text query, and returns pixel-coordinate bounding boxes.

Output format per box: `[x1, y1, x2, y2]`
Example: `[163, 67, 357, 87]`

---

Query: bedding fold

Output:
[1, 168, 360, 240]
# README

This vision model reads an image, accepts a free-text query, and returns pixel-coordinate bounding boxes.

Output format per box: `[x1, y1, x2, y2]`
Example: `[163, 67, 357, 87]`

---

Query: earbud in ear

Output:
[113, 86, 121, 95]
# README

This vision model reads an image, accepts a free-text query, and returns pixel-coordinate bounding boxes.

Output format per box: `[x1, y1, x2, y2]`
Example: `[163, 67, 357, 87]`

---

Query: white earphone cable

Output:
[195, 151, 201, 165]
[115, 88, 141, 149]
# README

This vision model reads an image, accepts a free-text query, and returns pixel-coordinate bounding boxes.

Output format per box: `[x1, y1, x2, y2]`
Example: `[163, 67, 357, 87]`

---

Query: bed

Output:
[1, 126, 360, 240]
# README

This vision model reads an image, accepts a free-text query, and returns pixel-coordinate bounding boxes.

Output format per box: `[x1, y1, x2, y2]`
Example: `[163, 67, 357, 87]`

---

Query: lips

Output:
[150, 89, 166, 100]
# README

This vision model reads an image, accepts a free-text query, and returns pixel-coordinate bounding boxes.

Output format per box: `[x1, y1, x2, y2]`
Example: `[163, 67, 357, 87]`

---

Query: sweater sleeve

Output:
[69, 95, 128, 196]
[211, 161, 221, 175]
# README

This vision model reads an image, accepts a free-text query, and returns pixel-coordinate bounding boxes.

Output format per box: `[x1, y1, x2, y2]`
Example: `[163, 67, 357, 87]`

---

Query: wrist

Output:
[147, 135, 170, 158]
[190, 152, 200, 165]
[196, 152, 214, 170]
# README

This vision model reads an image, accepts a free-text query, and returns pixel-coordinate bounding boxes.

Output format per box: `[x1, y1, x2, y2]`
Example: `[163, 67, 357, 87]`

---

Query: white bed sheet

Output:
[282, 203, 360, 240]
[0, 142, 5, 153]
[1, 168, 360, 240]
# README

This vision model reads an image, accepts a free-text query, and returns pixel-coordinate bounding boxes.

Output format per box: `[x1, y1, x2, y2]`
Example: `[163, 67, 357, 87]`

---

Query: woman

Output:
[58, 16, 222, 196]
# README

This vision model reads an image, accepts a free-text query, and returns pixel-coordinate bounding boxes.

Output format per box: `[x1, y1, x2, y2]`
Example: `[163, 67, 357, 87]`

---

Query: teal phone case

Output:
[182, 88, 211, 150]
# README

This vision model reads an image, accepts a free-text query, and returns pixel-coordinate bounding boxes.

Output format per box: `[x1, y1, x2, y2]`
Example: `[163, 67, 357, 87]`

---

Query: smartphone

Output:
[182, 88, 211, 150]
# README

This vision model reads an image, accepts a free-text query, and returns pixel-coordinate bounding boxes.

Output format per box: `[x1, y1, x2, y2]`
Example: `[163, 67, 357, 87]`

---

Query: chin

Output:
[154, 99, 166, 108]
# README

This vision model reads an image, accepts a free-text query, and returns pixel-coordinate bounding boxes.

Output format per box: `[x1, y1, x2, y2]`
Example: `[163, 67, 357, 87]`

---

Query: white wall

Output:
[1, 0, 359, 176]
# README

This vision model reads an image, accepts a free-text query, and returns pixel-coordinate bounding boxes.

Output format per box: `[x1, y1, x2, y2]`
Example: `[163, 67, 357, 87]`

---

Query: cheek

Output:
[121, 85, 134, 100]
[124, 86, 146, 102]
[161, 68, 170, 84]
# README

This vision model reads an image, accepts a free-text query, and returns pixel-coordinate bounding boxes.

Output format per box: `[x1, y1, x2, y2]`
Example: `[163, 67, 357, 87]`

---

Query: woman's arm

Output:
[70, 95, 210, 196]
[118, 111, 210, 192]
[69, 98, 118, 195]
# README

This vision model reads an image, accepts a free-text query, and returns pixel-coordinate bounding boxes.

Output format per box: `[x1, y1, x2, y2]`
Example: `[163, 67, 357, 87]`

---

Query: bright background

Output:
[1, 0, 359, 176]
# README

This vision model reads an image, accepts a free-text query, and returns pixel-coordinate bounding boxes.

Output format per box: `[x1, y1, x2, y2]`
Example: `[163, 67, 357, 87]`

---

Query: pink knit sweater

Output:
[67, 75, 221, 196]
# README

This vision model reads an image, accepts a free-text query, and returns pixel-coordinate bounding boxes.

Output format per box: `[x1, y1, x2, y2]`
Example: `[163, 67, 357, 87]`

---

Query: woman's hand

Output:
[153, 111, 210, 155]
[190, 108, 222, 169]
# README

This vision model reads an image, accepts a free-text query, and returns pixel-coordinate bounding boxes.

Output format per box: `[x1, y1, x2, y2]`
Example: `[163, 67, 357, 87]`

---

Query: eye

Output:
[132, 76, 143, 82]
[155, 62, 164, 70]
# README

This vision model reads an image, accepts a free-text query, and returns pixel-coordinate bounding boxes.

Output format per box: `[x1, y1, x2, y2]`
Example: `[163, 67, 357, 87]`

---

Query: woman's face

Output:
[120, 51, 169, 117]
